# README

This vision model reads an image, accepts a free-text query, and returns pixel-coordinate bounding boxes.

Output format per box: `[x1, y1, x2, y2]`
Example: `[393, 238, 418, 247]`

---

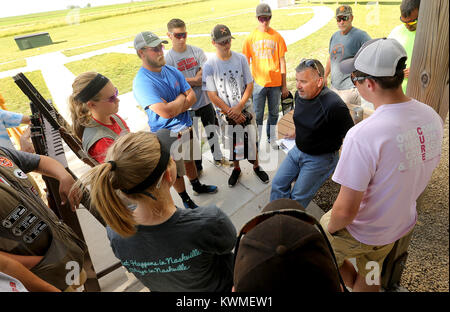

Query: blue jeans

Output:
[270, 146, 339, 208]
[253, 83, 281, 142]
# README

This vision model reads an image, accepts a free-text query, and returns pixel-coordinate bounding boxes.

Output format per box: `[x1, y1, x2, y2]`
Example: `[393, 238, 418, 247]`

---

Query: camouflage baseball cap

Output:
[336, 5, 353, 17]
[256, 3, 272, 17]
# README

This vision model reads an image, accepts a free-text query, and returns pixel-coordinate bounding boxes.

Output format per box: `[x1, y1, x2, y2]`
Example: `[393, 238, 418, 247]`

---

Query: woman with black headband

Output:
[69, 72, 129, 163]
[74, 130, 236, 291]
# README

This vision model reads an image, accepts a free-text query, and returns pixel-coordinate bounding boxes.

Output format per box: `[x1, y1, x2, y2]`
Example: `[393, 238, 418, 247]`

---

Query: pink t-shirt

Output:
[332, 99, 444, 245]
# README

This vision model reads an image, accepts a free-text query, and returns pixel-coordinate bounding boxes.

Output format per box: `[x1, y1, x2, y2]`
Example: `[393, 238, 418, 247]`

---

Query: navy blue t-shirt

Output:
[107, 205, 236, 292]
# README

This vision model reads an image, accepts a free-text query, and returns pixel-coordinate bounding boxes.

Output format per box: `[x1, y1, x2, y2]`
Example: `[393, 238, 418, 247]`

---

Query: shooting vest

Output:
[82, 114, 127, 154]
[0, 150, 86, 290]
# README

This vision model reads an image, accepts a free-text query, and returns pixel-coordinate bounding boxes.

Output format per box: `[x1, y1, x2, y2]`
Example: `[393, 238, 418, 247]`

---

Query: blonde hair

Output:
[76, 131, 167, 237]
[69, 72, 103, 140]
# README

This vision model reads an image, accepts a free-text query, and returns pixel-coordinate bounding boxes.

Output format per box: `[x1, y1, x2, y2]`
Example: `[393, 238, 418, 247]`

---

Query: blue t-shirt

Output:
[0, 109, 23, 149]
[329, 27, 371, 90]
[133, 65, 193, 132]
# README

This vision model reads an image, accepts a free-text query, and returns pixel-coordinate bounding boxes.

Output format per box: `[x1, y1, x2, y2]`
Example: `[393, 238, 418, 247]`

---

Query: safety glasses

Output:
[104, 87, 118, 103]
[217, 38, 231, 46]
[233, 208, 348, 291]
[351, 72, 374, 86]
[400, 16, 418, 26]
[171, 32, 187, 39]
[336, 15, 350, 22]
[258, 16, 271, 23]
[143, 44, 164, 53]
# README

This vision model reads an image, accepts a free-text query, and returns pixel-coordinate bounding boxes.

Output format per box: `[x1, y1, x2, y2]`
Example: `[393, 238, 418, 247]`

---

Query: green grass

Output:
[0, 0, 206, 38]
[1, 0, 403, 115]
[0, 70, 52, 115]
[0, 58, 26, 72]
[64, 53, 141, 94]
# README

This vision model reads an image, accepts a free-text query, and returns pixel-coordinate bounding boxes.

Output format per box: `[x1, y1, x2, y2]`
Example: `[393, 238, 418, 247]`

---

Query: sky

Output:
[0, 0, 140, 18]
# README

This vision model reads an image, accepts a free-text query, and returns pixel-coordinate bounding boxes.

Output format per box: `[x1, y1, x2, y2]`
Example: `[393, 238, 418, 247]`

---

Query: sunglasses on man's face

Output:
[233, 208, 348, 291]
[217, 38, 231, 46]
[258, 16, 271, 23]
[144, 44, 164, 53]
[351, 72, 374, 86]
[172, 32, 187, 39]
[400, 16, 418, 26]
[336, 15, 350, 22]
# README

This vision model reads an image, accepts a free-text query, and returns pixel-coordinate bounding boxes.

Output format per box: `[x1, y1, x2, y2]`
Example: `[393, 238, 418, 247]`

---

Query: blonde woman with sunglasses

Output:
[69, 72, 129, 163]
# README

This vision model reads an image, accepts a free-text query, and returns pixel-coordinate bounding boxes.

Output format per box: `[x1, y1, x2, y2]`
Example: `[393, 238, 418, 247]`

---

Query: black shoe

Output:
[254, 166, 269, 184]
[228, 168, 241, 187]
[192, 184, 218, 195]
[183, 197, 198, 209]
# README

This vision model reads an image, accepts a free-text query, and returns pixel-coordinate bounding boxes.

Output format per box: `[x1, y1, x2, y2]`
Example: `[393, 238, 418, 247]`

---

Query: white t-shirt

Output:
[202, 51, 254, 108]
[333, 99, 444, 245]
[0, 272, 28, 292]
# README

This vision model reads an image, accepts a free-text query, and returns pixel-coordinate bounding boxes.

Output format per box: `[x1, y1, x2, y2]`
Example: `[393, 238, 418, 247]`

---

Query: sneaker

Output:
[192, 183, 218, 195]
[228, 168, 241, 187]
[214, 157, 232, 167]
[253, 166, 269, 184]
[183, 197, 198, 209]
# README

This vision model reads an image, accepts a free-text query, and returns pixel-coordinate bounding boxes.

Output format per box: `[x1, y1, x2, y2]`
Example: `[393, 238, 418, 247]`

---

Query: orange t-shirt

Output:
[242, 27, 287, 87]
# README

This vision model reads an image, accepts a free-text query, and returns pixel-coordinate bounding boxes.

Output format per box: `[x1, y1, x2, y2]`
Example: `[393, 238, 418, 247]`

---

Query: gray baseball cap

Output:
[134, 31, 168, 50]
[340, 38, 407, 77]
[256, 3, 272, 17]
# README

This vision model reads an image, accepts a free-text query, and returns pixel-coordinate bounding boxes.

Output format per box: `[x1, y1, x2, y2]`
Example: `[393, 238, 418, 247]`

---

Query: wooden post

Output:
[406, 0, 449, 120]
[382, 0, 449, 290]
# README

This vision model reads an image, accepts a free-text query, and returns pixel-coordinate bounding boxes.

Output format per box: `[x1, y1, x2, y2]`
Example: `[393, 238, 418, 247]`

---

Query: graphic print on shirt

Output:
[331, 44, 344, 62]
[176, 57, 199, 72]
[220, 70, 242, 103]
[121, 249, 203, 276]
[252, 39, 276, 59]
[396, 121, 442, 171]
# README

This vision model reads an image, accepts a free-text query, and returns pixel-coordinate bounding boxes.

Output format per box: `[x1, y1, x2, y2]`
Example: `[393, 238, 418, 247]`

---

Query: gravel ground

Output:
[313, 115, 449, 292]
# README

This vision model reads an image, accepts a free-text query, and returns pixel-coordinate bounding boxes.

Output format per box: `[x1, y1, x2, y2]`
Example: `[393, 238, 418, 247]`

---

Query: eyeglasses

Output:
[233, 208, 348, 291]
[171, 32, 187, 39]
[400, 16, 418, 26]
[143, 44, 164, 53]
[336, 15, 350, 22]
[351, 72, 374, 86]
[300, 58, 321, 76]
[104, 87, 118, 103]
[258, 16, 271, 23]
[217, 38, 231, 46]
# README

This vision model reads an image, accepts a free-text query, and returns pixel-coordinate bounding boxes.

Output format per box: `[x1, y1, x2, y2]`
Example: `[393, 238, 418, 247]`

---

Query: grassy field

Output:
[0, 70, 52, 116]
[1, 0, 403, 115]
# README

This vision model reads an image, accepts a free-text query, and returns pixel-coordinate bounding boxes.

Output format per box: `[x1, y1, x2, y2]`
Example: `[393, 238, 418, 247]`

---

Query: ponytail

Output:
[76, 162, 137, 237]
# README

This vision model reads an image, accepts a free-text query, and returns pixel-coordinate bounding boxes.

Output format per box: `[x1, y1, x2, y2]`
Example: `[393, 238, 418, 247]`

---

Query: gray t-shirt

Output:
[165, 45, 210, 110]
[0, 147, 40, 173]
[107, 205, 236, 292]
[329, 27, 371, 90]
[202, 51, 254, 109]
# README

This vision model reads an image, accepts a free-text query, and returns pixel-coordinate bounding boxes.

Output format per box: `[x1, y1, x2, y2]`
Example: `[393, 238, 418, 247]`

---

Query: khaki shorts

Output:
[171, 127, 201, 177]
[320, 210, 395, 278]
[330, 86, 361, 107]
